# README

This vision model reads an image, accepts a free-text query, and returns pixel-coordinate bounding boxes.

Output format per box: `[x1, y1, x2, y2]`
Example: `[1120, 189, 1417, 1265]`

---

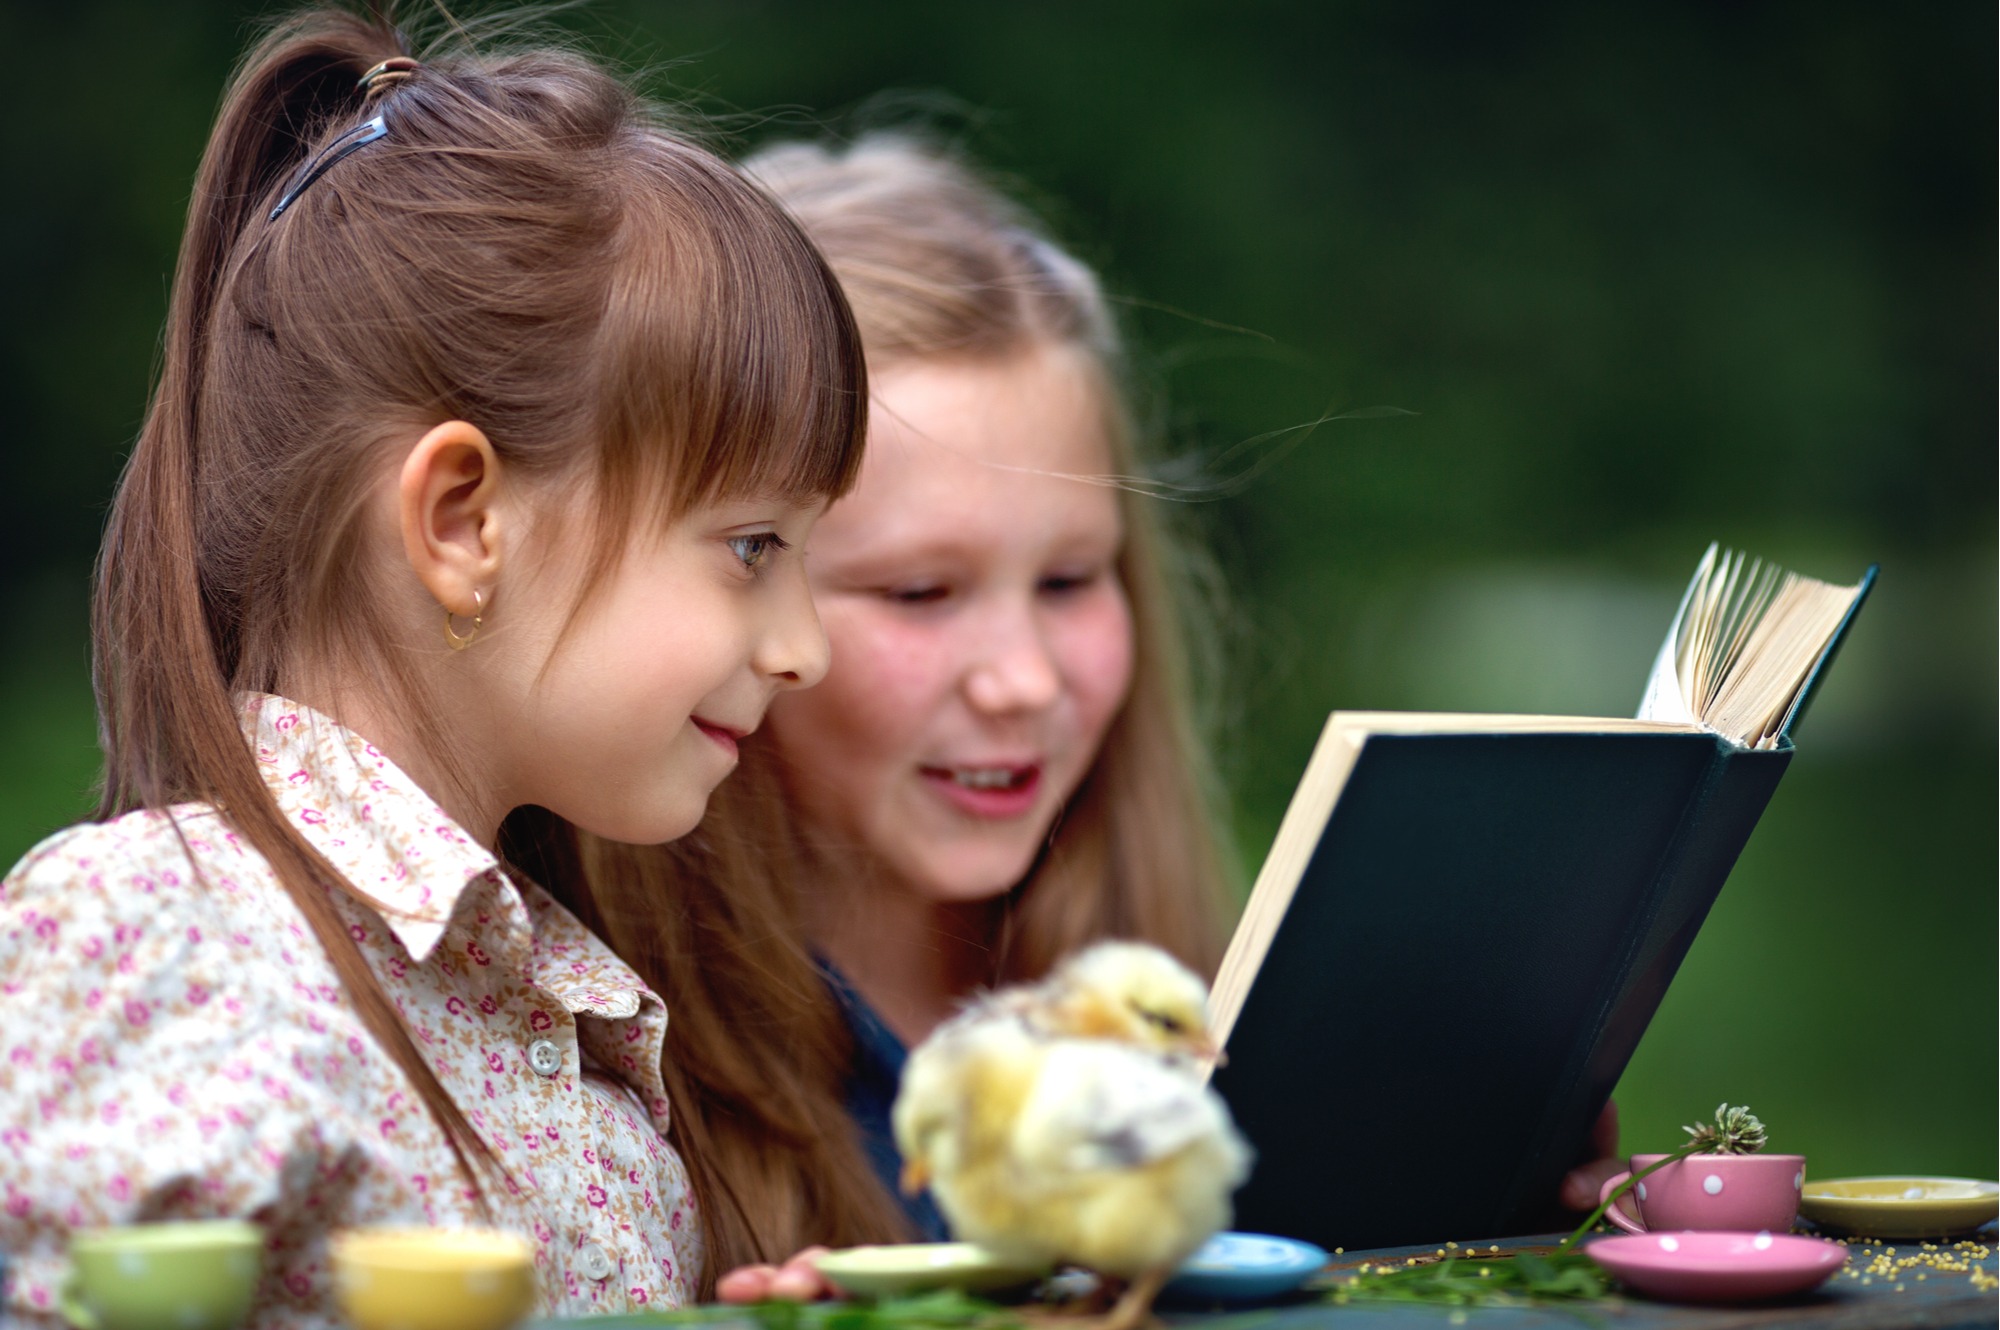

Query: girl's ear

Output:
[398, 420, 507, 618]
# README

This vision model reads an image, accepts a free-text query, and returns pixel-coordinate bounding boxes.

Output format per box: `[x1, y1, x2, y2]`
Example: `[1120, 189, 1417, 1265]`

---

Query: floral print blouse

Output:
[0, 695, 702, 1325]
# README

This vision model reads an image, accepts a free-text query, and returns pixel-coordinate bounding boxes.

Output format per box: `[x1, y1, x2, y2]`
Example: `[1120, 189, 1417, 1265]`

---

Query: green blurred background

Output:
[2, 3, 1992, 1178]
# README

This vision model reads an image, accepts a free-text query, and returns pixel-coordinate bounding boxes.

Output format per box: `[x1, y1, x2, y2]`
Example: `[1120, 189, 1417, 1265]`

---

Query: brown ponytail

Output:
[96, 4, 500, 1197]
[95, 4, 865, 1251]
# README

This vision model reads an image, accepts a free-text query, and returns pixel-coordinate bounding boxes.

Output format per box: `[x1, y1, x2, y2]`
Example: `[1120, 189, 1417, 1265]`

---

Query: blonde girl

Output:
[0, 9, 865, 1322]
[568, 135, 1237, 1290]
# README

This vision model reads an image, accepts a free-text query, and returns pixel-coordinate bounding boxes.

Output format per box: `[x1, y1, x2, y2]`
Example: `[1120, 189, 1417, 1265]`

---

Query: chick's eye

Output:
[728, 532, 788, 573]
[1137, 1008, 1185, 1035]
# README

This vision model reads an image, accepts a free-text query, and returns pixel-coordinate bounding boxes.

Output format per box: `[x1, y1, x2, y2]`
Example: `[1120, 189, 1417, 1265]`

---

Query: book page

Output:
[1636, 543, 1715, 727]
[1634, 546, 1866, 749]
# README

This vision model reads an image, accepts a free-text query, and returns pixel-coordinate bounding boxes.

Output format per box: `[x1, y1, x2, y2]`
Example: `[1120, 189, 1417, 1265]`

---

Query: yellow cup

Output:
[331, 1228, 537, 1330]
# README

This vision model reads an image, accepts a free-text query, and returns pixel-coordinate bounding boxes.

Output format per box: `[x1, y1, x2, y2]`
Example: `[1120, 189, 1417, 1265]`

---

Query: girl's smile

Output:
[693, 715, 751, 759]
[919, 760, 1044, 818]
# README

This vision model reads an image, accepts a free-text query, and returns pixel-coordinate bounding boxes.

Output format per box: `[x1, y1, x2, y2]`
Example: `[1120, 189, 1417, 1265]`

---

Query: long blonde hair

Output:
[568, 134, 1235, 1273]
[97, 4, 864, 1217]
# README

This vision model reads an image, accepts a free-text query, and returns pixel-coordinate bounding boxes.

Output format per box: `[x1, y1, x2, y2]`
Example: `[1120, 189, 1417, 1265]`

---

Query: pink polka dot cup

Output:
[1598, 1153, 1807, 1235]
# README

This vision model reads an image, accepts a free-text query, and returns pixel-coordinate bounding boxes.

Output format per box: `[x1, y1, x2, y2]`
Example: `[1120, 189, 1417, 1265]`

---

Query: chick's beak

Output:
[1190, 1035, 1226, 1067]
[899, 1158, 932, 1196]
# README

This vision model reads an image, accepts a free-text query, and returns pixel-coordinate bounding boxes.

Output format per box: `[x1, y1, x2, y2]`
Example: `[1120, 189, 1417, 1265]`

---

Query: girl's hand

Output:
[1559, 1100, 1623, 1211]
[716, 1247, 836, 1303]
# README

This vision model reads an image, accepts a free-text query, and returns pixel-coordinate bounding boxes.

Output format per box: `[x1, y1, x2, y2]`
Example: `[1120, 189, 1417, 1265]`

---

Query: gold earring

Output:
[444, 588, 484, 651]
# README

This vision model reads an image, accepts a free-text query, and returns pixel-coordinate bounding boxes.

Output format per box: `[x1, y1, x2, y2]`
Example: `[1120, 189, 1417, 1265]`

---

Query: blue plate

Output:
[1163, 1232, 1330, 1304]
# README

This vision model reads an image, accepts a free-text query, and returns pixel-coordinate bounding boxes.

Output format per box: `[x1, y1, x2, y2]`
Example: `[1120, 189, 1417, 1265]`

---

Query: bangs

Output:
[589, 131, 866, 530]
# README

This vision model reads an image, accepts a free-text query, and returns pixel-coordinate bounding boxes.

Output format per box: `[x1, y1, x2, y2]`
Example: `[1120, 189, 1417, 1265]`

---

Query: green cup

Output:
[61, 1220, 264, 1330]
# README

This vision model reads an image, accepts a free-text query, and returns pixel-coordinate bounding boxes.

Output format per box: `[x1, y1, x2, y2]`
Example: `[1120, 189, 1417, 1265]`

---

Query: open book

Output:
[1208, 547, 1873, 1250]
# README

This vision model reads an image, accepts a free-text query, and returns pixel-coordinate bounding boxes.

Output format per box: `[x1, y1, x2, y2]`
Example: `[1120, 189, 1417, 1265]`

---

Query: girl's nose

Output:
[757, 564, 832, 691]
[964, 609, 1061, 715]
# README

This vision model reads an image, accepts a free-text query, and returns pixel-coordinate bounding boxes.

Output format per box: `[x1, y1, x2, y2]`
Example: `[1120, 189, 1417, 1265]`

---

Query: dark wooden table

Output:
[525, 1228, 1998, 1330]
[1210, 1230, 1998, 1329]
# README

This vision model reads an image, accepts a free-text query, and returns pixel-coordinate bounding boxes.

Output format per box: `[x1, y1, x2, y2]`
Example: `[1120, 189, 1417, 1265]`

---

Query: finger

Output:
[716, 1265, 778, 1304]
[1592, 1100, 1620, 1156]
[769, 1264, 830, 1302]
[1561, 1156, 1626, 1211]
[782, 1246, 833, 1273]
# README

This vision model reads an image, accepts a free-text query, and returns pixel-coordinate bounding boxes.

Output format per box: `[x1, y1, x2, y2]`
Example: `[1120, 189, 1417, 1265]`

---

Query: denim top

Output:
[822, 961, 951, 1242]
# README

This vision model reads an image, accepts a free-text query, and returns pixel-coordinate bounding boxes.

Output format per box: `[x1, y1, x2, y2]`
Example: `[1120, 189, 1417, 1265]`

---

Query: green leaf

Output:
[1512, 1252, 1555, 1285]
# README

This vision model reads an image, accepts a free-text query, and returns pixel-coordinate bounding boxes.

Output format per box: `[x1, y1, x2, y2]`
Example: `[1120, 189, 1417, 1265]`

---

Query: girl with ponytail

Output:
[0, 7, 864, 1321]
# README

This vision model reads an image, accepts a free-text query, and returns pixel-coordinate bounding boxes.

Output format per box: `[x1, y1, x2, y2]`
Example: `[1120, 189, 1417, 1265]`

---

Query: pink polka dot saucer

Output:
[1584, 1231, 1847, 1303]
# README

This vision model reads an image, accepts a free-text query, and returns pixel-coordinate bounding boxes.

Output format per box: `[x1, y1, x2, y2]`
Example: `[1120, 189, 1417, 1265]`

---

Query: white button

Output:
[578, 1243, 615, 1281]
[527, 1039, 563, 1076]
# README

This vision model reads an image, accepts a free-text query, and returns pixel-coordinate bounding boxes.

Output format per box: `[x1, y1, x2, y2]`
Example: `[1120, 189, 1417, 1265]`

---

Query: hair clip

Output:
[268, 115, 389, 221]
[358, 56, 421, 97]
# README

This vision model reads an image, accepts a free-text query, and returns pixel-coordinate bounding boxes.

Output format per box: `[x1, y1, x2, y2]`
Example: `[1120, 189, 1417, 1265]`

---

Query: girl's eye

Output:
[728, 533, 789, 573]
[1039, 569, 1100, 596]
[885, 584, 949, 606]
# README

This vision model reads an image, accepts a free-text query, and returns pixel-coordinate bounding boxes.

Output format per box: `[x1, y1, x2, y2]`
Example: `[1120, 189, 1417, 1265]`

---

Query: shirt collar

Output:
[240, 693, 498, 962]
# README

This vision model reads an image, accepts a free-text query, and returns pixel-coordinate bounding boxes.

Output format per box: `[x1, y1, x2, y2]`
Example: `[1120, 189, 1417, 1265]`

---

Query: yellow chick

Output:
[893, 942, 1252, 1330]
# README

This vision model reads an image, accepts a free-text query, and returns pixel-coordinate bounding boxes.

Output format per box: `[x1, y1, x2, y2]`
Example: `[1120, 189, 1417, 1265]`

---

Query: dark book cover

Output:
[1212, 730, 1790, 1250]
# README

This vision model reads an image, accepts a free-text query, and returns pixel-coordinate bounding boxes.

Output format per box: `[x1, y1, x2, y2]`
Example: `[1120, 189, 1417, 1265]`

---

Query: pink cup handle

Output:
[1599, 1170, 1646, 1233]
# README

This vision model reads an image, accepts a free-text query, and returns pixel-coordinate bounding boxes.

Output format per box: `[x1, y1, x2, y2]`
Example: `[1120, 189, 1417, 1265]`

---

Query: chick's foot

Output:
[1094, 1266, 1169, 1330]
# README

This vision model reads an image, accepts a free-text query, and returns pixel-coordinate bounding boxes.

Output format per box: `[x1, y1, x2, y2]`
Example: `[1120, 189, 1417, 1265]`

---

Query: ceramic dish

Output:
[63, 1222, 264, 1330]
[1799, 1176, 2000, 1239]
[331, 1228, 536, 1330]
[812, 1244, 1049, 1298]
[1585, 1232, 1846, 1303]
[1162, 1232, 1330, 1304]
